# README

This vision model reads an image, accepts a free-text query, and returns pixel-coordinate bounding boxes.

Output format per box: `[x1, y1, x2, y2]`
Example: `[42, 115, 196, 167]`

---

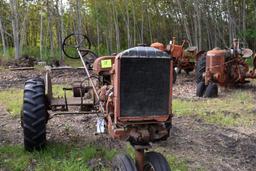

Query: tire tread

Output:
[22, 78, 47, 151]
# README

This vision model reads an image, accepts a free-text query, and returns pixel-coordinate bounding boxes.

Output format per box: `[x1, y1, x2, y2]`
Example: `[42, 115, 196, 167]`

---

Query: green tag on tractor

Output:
[101, 59, 112, 68]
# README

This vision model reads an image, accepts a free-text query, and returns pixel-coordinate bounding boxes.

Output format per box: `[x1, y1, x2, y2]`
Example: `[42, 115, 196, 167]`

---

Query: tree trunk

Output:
[0, 17, 7, 57]
[76, 0, 82, 34]
[47, 0, 54, 58]
[20, 5, 29, 56]
[112, 0, 120, 52]
[94, 0, 100, 54]
[59, 0, 64, 62]
[146, 2, 152, 43]
[125, 0, 131, 48]
[10, 0, 20, 59]
[242, 0, 246, 43]
[193, 14, 198, 48]
[176, 0, 192, 43]
[196, 2, 202, 50]
[40, 13, 44, 60]
[132, 0, 136, 46]
[140, 1, 144, 43]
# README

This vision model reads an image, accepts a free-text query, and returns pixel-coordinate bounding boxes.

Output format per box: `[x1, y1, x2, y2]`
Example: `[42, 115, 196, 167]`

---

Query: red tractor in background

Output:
[21, 33, 173, 171]
[151, 37, 205, 83]
[196, 38, 256, 98]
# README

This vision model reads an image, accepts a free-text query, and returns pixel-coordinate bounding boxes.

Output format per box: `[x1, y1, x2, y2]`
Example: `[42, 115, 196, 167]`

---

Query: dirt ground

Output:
[0, 69, 256, 171]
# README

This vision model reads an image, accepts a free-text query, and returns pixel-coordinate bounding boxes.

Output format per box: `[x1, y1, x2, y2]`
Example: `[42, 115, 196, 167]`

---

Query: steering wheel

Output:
[62, 33, 91, 59]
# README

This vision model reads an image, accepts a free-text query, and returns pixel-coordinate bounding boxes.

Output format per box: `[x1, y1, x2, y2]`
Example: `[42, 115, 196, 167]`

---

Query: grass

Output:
[52, 84, 73, 98]
[0, 143, 117, 171]
[0, 88, 23, 117]
[0, 143, 189, 171]
[173, 89, 256, 127]
[0, 85, 73, 117]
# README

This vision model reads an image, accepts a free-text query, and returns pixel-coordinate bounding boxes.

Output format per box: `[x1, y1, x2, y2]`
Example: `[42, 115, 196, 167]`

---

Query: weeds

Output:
[0, 143, 116, 171]
[173, 90, 256, 127]
[0, 85, 72, 117]
[0, 88, 23, 117]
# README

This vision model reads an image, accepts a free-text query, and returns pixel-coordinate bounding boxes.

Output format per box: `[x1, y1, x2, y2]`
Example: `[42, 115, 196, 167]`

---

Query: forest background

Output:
[0, 0, 256, 62]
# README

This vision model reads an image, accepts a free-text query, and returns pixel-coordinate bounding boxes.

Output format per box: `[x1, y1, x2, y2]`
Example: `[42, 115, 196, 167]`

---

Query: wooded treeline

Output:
[0, 0, 256, 60]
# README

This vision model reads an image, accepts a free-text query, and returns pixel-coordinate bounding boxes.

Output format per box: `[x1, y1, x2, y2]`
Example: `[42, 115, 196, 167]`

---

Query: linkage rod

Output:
[77, 48, 105, 115]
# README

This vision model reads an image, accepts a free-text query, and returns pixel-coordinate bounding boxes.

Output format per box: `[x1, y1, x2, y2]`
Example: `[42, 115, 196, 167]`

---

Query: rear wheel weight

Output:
[22, 78, 48, 151]
[112, 154, 137, 171]
[144, 151, 171, 171]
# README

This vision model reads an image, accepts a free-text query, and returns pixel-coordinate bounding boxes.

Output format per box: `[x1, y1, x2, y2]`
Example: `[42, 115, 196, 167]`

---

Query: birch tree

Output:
[0, 17, 7, 57]
[9, 0, 20, 59]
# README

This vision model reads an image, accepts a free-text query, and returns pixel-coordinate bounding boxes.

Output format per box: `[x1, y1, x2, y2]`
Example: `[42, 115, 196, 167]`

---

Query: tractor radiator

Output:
[120, 57, 170, 117]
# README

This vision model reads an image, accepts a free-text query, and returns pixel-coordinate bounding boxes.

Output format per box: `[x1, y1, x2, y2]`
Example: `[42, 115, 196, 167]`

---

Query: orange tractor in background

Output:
[196, 39, 256, 98]
[151, 37, 205, 83]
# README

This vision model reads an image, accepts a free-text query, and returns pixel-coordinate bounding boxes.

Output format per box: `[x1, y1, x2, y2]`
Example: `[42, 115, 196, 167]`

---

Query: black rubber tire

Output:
[22, 78, 48, 151]
[196, 54, 206, 84]
[144, 151, 171, 171]
[112, 154, 137, 171]
[204, 83, 218, 98]
[196, 82, 206, 97]
[173, 69, 177, 84]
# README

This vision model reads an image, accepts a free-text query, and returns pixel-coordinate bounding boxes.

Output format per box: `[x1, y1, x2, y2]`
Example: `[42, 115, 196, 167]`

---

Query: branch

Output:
[4, 30, 13, 38]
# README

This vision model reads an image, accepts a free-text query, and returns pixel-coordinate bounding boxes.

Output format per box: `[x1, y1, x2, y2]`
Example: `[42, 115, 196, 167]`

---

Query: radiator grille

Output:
[120, 57, 170, 117]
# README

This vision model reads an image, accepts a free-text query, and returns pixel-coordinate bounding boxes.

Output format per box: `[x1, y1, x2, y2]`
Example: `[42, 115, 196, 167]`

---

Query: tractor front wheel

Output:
[204, 83, 218, 98]
[112, 154, 137, 171]
[22, 78, 48, 151]
[144, 151, 171, 171]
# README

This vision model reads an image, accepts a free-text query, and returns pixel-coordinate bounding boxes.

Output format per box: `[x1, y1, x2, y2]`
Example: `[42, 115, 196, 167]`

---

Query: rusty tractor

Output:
[196, 38, 256, 98]
[151, 37, 205, 83]
[21, 33, 173, 170]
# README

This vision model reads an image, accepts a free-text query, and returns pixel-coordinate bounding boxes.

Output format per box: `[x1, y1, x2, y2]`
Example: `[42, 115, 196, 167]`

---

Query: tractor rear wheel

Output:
[196, 82, 206, 97]
[204, 83, 218, 98]
[22, 78, 48, 151]
[196, 53, 206, 84]
[144, 151, 171, 171]
[112, 154, 137, 171]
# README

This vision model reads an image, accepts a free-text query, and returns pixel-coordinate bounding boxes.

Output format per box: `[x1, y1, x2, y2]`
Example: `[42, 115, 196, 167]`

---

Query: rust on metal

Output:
[203, 39, 256, 87]
[151, 36, 204, 73]
[150, 42, 165, 51]
[135, 149, 145, 171]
